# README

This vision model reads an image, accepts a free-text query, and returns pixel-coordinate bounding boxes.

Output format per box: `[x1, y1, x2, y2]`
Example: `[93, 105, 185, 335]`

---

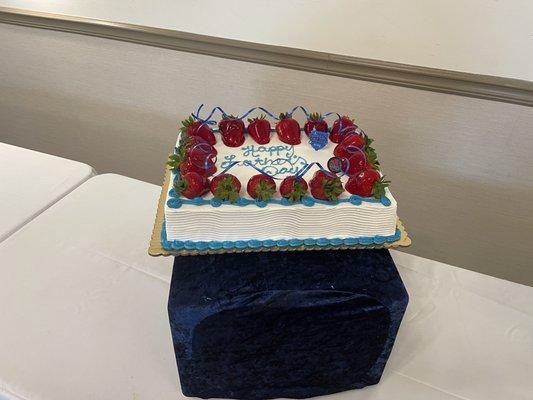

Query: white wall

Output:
[1, 23, 533, 285]
[1, 0, 533, 80]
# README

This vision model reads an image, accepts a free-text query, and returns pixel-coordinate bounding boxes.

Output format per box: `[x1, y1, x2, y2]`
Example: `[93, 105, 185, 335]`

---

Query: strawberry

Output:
[219, 115, 245, 147]
[345, 169, 390, 198]
[303, 112, 328, 137]
[174, 171, 209, 199]
[181, 116, 216, 145]
[341, 152, 370, 176]
[247, 115, 271, 144]
[309, 170, 344, 201]
[330, 116, 357, 143]
[184, 135, 217, 155]
[333, 134, 365, 158]
[276, 113, 301, 145]
[187, 142, 217, 168]
[210, 173, 241, 202]
[179, 160, 217, 177]
[247, 174, 276, 201]
[280, 176, 308, 203]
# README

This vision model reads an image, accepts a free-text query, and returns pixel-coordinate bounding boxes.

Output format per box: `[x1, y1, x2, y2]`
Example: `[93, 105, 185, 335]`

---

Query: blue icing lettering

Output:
[234, 144, 308, 178]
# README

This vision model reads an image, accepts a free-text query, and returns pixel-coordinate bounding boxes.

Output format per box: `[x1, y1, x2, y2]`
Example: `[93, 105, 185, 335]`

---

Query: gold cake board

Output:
[149, 166, 411, 257]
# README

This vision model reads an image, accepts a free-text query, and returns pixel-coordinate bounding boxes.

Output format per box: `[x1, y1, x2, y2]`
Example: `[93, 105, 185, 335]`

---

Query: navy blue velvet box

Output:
[168, 249, 408, 399]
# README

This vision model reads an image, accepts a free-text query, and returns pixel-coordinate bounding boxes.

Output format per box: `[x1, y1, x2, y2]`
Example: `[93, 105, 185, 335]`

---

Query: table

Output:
[0, 173, 531, 400]
[0, 142, 95, 242]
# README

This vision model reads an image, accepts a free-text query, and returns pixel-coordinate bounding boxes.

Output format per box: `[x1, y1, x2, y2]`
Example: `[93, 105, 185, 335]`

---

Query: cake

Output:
[161, 105, 401, 252]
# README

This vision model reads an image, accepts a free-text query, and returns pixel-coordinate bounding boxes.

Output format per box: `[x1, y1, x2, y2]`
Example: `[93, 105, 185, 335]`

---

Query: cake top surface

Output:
[167, 105, 391, 207]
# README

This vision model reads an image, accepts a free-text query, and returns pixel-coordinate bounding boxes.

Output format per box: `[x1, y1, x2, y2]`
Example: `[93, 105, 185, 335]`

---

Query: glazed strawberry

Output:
[210, 173, 241, 202]
[341, 152, 369, 176]
[276, 113, 301, 145]
[219, 115, 245, 147]
[303, 112, 328, 137]
[187, 142, 217, 167]
[280, 176, 308, 203]
[309, 170, 344, 201]
[184, 135, 217, 155]
[247, 174, 276, 201]
[345, 169, 390, 198]
[333, 134, 365, 158]
[173, 171, 209, 199]
[247, 115, 271, 144]
[330, 116, 357, 143]
[179, 159, 217, 177]
[181, 116, 216, 145]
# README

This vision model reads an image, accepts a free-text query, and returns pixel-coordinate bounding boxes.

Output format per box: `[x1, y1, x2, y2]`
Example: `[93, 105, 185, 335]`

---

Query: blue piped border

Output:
[160, 221, 401, 252]
[167, 187, 391, 209]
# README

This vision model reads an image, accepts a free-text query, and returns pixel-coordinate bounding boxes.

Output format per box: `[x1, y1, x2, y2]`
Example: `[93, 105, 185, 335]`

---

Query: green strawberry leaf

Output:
[287, 181, 308, 203]
[214, 176, 240, 203]
[255, 180, 276, 202]
[323, 177, 343, 202]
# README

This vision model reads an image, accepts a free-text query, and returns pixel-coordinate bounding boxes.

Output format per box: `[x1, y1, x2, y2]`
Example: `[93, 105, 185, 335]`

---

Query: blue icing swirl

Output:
[208, 241, 223, 249]
[255, 200, 268, 208]
[343, 237, 359, 245]
[210, 199, 222, 207]
[359, 237, 373, 245]
[380, 196, 391, 206]
[316, 238, 329, 246]
[350, 195, 362, 205]
[330, 238, 343, 246]
[301, 197, 315, 207]
[374, 235, 386, 244]
[276, 239, 289, 247]
[289, 239, 303, 247]
[167, 198, 183, 208]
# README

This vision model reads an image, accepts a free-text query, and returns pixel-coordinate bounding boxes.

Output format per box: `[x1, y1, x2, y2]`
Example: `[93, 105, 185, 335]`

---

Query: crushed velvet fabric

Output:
[168, 249, 408, 399]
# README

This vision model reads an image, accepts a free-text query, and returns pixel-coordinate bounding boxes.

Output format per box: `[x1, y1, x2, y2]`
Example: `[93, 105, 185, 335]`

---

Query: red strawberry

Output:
[303, 112, 328, 137]
[181, 116, 216, 145]
[210, 173, 241, 202]
[187, 142, 217, 168]
[247, 115, 271, 144]
[333, 134, 365, 158]
[341, 152, 370, 176]
[309, 170, 344, 201]
[247, 174, 276, 201]
[184, 135, 217, 156]
[345, 169, 390, 198]
[276, 113, 301, 145]
[330, 116, 357, 143]
[219, 116, 245, 147]
[280, 176, 308, 203]
[179, 160, 217, 177]
[174, 172, 209, 199]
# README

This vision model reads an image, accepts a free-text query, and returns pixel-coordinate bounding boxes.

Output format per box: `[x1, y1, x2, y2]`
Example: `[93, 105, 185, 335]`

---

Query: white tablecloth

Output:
[0, 143, 95, 242]
[0, 174, 531, 400]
